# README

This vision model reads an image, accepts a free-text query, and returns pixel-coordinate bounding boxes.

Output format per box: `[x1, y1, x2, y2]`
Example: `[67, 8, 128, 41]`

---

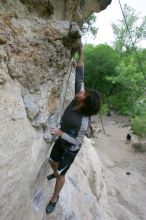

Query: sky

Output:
[83, 0, 146, 47]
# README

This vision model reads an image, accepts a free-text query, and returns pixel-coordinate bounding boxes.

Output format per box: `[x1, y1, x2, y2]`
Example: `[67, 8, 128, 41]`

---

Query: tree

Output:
[112, 4, 146, 53]
[131, 115, 146, 152]
[82, 14, 98, 39]
[106, 55, 145, 114]
[110, 5, 146, 115]
[84, 44, 120, 97]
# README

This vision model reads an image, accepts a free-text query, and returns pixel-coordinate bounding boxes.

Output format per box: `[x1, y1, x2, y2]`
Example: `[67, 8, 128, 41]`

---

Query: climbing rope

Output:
[49, 59, 74, 144]
[59, 59, 74, 124]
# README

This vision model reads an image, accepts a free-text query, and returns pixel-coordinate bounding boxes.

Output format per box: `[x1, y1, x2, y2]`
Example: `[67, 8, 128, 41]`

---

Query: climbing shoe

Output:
[47, 173, 57, 180]
[46, 196, 59, 214]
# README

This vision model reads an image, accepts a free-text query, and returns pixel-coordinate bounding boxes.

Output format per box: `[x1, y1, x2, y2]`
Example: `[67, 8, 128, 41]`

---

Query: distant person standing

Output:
[46, 47, 101, 214]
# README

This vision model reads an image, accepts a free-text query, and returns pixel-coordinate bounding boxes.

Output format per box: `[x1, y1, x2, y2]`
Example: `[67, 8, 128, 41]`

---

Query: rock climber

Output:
[46, 46, 101, 214]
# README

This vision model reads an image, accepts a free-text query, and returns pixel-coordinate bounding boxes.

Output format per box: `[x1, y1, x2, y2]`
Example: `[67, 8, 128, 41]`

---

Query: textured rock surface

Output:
[30, 138, 114, 220]
[0, 0, 112, 219]
[0, 0, 112, 22]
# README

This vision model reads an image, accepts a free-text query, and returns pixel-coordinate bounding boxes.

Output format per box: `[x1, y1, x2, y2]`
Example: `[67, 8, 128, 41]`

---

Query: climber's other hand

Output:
[50, 127, 63, 136]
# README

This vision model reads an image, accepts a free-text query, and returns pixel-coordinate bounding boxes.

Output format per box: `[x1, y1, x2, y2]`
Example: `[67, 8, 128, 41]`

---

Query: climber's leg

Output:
[46, 147, 79, 214]
[47, 138, 65, 179]
[46, 174, 65, 214]
[48, 160, 59, 177]
[51, 174, 65, 202]
[50, 147, 79, 197]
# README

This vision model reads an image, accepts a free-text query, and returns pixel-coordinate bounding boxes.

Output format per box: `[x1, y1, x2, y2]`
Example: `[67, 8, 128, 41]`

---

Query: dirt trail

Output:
[92, 114, 146, 220]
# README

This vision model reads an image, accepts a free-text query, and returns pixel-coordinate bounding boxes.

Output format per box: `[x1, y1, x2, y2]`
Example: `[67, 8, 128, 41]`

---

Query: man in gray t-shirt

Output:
[46, 47, 101, 214]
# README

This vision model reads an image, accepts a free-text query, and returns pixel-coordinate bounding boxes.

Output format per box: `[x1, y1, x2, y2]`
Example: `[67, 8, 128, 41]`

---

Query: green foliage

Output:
[82, 14, 98, 38]
[132, 97, 146, 116]
[131, 114, 146, 139]
[108, 95, 129, 115]
[106, 56, 145, 115]
[83, 43, 146, 116]
[112, 4, 146, 52]
[84, 44, 120, 96]
[100, 103, 109, 114]
[130, 96, 146, 142]
[82, 4, 146, 118]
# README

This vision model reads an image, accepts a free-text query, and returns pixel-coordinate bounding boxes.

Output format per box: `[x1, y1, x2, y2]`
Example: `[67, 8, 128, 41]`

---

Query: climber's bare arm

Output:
[77, 47, 83, 67]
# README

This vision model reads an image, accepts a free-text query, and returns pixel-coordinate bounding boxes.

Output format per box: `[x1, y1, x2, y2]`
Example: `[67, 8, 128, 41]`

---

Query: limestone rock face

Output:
[0, 0, 112, 219]
[30, 138, 115, 220]
[0, 0, 112, 23]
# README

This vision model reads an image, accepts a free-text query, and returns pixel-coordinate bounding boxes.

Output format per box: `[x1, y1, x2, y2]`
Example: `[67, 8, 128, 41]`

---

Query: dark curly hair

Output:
[79, 90, 101, 116]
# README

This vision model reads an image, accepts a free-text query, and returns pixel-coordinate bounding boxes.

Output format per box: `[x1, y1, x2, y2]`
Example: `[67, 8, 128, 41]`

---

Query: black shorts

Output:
[49, 138, 79, 175]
